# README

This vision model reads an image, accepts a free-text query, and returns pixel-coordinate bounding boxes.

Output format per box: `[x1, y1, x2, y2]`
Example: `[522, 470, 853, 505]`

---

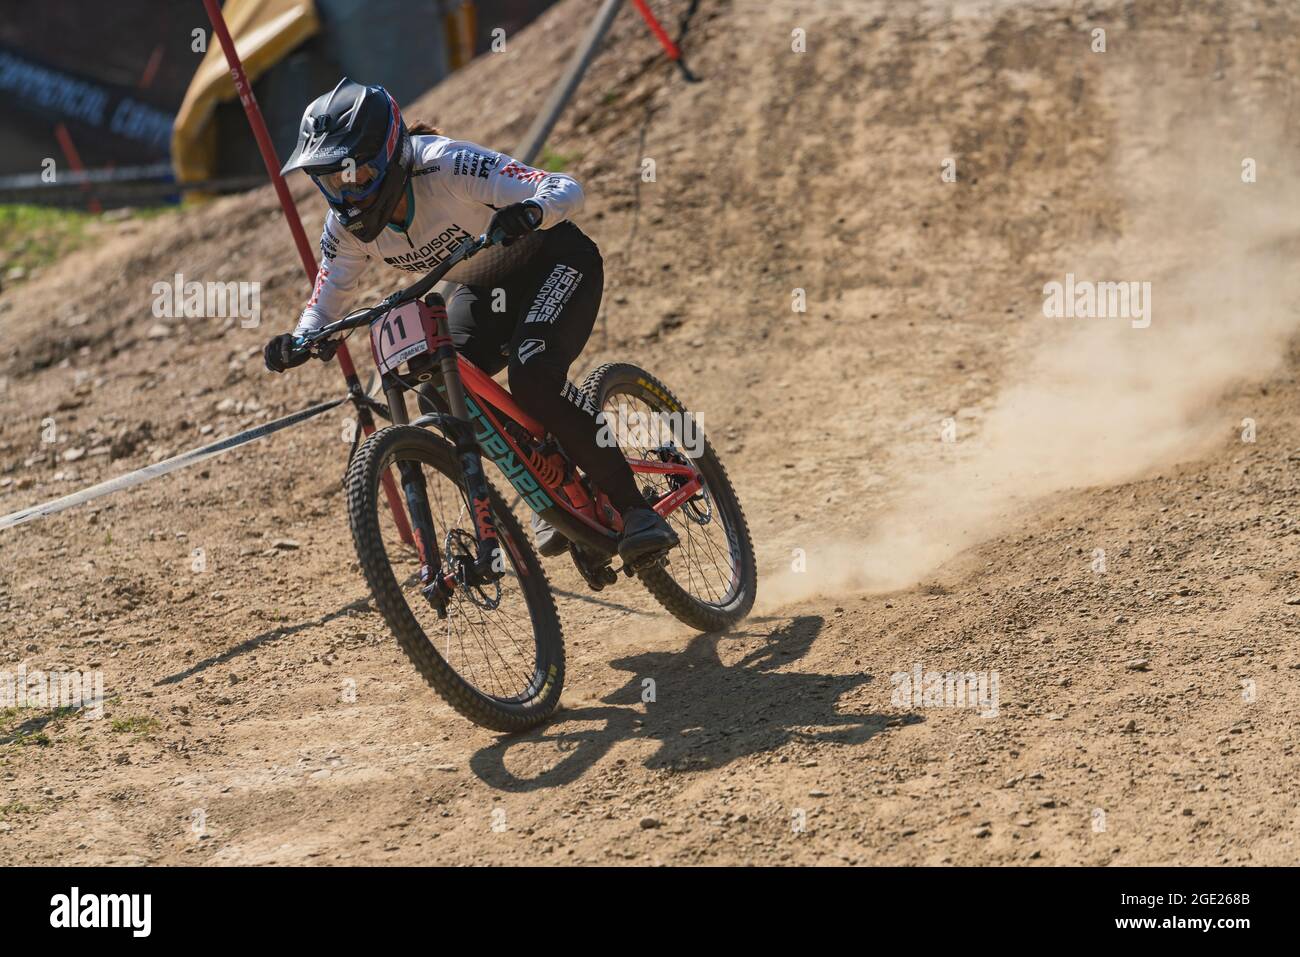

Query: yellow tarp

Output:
[171, 0, 320, 184]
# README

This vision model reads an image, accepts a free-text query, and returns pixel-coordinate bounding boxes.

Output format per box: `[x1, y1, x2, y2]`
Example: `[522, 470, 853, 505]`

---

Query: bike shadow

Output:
[153, 595, 374, 687]
[468, 614, 920, 792]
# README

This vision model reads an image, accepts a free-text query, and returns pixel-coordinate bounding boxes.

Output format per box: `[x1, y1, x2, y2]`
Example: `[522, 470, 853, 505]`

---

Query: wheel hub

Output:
[653, 444, 712, 525]
[443, 528, 502, 610]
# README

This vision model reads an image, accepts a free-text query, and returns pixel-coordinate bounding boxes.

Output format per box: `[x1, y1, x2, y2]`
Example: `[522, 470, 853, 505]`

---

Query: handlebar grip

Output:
[291, 335, 336, 362]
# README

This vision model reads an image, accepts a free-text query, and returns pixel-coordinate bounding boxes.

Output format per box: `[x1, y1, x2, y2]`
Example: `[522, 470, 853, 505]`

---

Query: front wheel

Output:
[582, 363, 758, 631]
[345, 425, 564, 732]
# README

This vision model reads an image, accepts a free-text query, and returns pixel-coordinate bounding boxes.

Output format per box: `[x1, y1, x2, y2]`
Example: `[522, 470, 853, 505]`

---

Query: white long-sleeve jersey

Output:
[294, 135, 584, 335]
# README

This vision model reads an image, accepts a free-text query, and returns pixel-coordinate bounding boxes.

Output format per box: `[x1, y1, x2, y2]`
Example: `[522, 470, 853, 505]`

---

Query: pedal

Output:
[619, 549, 672, 577]
[570, 547, 619, 592]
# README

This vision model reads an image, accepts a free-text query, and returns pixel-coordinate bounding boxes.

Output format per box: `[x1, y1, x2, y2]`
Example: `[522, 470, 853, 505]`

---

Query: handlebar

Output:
[291, 227, 501, 354]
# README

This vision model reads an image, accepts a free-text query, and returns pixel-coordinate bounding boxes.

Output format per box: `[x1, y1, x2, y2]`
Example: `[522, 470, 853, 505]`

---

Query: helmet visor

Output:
[312, 158, 387, 204]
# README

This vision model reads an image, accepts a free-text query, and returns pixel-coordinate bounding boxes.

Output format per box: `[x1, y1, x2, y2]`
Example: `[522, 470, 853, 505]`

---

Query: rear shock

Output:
[502, 419, 568, 491]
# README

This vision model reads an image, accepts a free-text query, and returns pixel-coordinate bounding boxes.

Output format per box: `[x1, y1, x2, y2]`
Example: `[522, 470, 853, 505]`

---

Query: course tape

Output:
[0, 397, 347, 532]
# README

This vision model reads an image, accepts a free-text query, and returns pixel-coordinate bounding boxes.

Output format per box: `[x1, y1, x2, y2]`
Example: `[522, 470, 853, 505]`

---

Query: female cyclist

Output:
[263, 78, 677, 565]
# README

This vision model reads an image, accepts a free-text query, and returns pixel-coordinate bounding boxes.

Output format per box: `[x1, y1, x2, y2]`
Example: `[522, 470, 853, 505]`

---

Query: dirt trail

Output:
[2, 0, 1299, 865]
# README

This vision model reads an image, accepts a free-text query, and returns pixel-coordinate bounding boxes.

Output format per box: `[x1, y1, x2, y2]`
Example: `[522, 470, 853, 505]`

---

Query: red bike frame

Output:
[308, 231, 702, 571]
[453, 356, 703, 540]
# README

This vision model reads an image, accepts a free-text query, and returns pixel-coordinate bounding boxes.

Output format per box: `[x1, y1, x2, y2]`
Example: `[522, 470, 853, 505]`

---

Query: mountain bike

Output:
[292, 228, 757, 731]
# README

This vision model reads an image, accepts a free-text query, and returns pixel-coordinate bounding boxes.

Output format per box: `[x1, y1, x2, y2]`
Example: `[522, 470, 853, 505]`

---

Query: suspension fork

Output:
[380, 371, 446, 596]
[426, 294, 503, 583]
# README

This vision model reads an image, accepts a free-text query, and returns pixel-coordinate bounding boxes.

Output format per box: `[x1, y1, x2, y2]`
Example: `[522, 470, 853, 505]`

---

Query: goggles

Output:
[312, 158, 387, 205]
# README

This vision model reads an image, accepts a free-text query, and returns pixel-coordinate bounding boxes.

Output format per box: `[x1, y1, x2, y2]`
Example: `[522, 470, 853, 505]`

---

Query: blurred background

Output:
[0, 0, 558, 208]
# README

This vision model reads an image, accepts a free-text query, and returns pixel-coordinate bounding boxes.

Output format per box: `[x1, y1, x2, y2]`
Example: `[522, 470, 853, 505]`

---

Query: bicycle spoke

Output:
[604, 390, 741, 609]
[376, 453, 542, 702]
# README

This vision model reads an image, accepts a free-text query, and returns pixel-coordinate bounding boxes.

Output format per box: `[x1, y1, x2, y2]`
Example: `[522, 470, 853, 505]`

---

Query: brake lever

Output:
[290, 334, 338, 364]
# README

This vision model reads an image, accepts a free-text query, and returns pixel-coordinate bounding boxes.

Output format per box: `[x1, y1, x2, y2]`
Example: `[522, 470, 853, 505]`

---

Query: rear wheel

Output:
[582, 363, 757, 631]
[346, 425, 564, 732]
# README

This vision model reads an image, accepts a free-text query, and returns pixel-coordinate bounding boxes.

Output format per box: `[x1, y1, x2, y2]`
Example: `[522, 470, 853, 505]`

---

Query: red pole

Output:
[53, 123, 102, 214]
[630, 0, 681, 61]
[200, 0, 413, 544]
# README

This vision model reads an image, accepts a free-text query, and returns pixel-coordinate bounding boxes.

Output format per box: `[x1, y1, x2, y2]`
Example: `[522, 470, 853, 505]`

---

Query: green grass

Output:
[536, 146, 580, 173]
[1, 705, 78, 747]
[0, 205, 94, 279]
[0, 801, 32, 818]
[0, 706, 34, 739]
[1, 708, 52, 747]
[110, 716, 159, 736]
[0, 204, 173, 286]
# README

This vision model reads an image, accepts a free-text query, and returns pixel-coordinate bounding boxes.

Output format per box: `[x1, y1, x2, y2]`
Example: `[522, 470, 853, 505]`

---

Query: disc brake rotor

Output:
[443, 527, 502, 611]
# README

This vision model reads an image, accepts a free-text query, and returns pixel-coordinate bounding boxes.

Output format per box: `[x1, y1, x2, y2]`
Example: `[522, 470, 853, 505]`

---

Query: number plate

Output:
[370, 301, 436, 374]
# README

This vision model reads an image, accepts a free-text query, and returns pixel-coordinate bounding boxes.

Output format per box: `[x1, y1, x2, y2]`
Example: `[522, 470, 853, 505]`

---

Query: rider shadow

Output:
[469, 615, 920, 793]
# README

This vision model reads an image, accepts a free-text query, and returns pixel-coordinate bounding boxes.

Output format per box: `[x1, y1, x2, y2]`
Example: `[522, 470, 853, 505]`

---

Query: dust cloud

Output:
[762, 127, 1300, 605]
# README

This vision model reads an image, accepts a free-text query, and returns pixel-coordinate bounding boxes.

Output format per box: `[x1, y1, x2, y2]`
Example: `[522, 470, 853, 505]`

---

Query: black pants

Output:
[446, 222, 643, 512]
